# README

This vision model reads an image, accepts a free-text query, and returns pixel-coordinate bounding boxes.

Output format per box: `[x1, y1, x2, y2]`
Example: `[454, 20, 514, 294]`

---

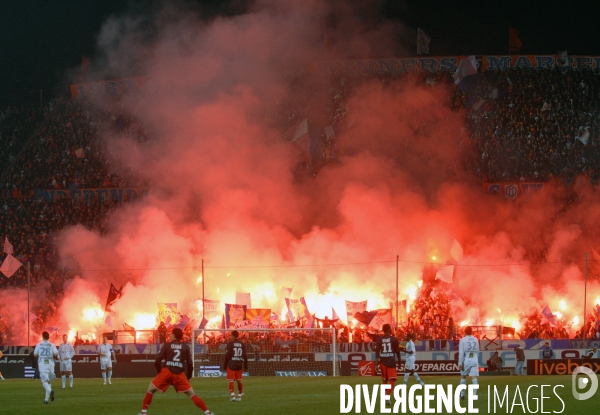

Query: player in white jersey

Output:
[97, 335, 116, 384]
[33, 331, 59, 404]
[402, 333, 425, 385]
[58, 334, 75, 388]
[458, 326, 480, 399]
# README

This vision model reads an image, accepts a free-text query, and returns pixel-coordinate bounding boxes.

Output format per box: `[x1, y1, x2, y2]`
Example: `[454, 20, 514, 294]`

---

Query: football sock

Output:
[62, 375, 66, 387]
[69, 374, 73, 387]
[142, 392, 153, 410]
[460, 379, 467, 397]
[472, 379, 478, 395]
[414, 373, 424, 385]
[237, 380, 243, 394]
[191, 395, 208, 411]
[229, 380, 235, 395]
[403, 373, 409, 384]
[387, 380, 395, 395]
[43, 381, 51, 399]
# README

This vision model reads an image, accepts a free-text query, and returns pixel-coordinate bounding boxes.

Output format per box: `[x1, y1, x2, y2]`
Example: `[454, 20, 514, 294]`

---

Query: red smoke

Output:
[9, 1, 600, 342]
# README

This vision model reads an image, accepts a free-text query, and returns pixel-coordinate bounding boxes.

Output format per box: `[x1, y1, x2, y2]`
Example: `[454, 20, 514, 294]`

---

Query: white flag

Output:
[281, 287, 293, 299]
[451, 240, 463, 262]
[556, 51, 569, 68]
[577, 129, 590, 145]
[541, 101, 552, 111]
[435, 265, 454, 283]
[454, 56, 478, 86]
[3, 237, 13, 255]
[417, 28, 431, 55]
[0, 254, 23, 278]
[471, 98, 486, 111]
[23, 312, 38, 323]
[236, 292, 251, 308]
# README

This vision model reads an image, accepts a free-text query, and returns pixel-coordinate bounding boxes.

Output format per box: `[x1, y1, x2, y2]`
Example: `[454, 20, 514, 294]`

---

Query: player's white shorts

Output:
[100, 357, 113, 370]
[39, 363, 56, 383]
[60, 360, 72, 372]
[404, 355, 416, 371]
[461, 360, 479, 377]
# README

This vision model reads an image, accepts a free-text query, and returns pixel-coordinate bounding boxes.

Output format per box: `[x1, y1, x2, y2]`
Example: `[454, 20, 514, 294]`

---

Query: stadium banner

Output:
[359, 360, 460, 375]
[315, 346, 600, 370]
[275, 371, 327, 376]
[245, 308, 271, 328]
[482, 182, 545, 199]
[316, 55, 600, 76]
[157, 303, 178, 325]
[345, 300, 368, 324]
[70, 76, 146, 99]
[2, 339, 596, 357]
[203, 299, 221, 319]
[285, 297, 310, 321]
[33, 187, 148, 204]
[225, 303, 247, 328]
[527, 358, 600, 375]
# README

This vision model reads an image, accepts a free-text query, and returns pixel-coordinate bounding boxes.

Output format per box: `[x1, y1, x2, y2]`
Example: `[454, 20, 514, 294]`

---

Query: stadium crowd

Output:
[2, 63, 600, 344]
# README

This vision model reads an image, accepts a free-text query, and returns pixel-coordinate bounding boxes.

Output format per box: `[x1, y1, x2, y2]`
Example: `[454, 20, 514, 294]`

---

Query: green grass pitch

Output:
[0, 375, 596, 415]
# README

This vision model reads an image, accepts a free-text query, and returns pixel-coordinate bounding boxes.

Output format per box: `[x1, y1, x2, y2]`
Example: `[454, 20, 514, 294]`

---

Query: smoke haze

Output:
[12, 0, 600, 341]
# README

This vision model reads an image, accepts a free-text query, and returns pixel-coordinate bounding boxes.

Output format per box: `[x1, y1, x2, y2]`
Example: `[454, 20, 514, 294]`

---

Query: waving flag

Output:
[174, 314, 190, 330]
[123, 322, 136, 336]
[453, 56, 478, 91]
[509, 27, 523, 53]
[435, 265, 454, 283]
[104, 283, 122, 312]
[556, 51, 569, 69]
[345, 300, 368, 324]
[368, 309, 393, 330]
[23, 312, 38, 324]
[354, 311, 378, 326]
[44, 326, 60, 334]
[541, 306, 557, 327]
[236, 292, 251, 308]
[0, 254, 22, 278]
[3, 237, 13, 255]
[285, 297, 310, 322]
[451, 239, 463, 262]
[417, 28, 431, 55]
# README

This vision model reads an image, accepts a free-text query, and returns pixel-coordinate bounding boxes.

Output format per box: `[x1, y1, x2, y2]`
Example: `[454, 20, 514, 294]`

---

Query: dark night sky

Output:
[1, 0, 599, 102]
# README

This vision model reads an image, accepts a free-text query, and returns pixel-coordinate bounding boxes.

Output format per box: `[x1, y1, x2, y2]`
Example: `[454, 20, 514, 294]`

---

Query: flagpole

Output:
[201, 258, 205, 324]
[584, 253, 588, 348]
[395, 255, 399, 331]
[27, 262, 31, 350]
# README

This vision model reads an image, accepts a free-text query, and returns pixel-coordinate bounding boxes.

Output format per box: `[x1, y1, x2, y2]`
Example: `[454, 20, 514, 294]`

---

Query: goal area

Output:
[191, 327, 339, 377]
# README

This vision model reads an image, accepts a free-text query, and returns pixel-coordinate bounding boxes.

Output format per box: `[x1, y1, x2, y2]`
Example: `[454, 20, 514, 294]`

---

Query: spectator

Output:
[542, 342, 553, 360]
[487, 351, 503, 371]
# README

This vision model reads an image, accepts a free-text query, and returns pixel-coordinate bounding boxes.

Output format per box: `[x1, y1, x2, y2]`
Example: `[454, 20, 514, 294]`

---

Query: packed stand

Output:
[457, 68, 600, 182]
[0, 98, 151, 343]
